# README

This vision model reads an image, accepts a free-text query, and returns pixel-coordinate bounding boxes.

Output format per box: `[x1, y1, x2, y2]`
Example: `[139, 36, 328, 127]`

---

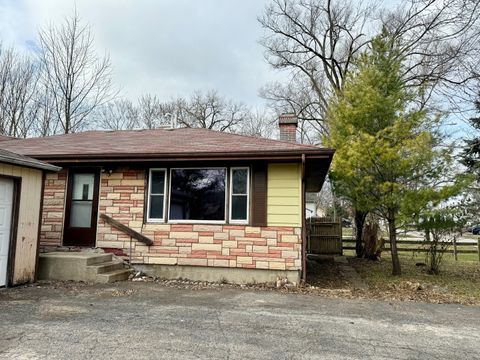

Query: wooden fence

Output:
[342, 237, 480, 261]
[306, 218, 342, 255]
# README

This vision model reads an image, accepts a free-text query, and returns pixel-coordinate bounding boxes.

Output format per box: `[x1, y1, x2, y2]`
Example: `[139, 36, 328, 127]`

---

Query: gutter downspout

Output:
[301, 154, 306, 283]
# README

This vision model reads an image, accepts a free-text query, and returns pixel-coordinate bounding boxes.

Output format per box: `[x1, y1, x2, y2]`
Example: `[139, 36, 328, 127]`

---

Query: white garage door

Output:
[0, 178, 13, 287]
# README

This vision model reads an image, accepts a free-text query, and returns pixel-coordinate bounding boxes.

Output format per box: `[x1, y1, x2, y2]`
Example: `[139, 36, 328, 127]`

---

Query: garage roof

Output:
[0, 148, 61, 172]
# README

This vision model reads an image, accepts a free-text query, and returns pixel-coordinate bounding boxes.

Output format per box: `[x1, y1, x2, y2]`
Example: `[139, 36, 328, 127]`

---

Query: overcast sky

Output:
[0, 0, 283, 107]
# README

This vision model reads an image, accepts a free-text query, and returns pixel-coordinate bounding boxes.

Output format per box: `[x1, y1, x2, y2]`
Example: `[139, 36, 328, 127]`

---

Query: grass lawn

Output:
[461, 233, 480, 241]
[348, 251, 480, 305]
[342, 227, 353, 237]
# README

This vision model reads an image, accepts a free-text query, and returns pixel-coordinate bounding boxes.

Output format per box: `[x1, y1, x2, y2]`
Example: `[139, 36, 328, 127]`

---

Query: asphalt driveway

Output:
[0, 282, 479, 359]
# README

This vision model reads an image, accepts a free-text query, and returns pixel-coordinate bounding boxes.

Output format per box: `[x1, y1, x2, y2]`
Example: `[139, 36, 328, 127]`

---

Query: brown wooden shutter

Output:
[251, 162, 267, 227]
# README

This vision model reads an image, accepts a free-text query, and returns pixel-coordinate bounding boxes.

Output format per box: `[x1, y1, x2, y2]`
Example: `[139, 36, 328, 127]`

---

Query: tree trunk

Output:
[354, 209, 367, 258]
[425, 229, 430, 242]
[388, 212, 401, 275]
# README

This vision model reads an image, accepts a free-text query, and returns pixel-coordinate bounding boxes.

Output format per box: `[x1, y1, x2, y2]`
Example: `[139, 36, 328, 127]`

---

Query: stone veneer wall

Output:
[39, 167, 302, 271]
[97, 168, 302, 271]
[40, 169, 68, 249]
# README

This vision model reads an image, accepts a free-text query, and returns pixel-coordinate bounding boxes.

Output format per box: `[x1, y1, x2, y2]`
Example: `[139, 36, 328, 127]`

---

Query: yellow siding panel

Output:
[267, 163, 301, 227]
[268, 196, 299, 206]
[267, 214, 301, 225]
[268, 205, 300, 214]
[268, 187, 301, 197]
[268, 164, 300, 180]
[268, 179, 301, 188]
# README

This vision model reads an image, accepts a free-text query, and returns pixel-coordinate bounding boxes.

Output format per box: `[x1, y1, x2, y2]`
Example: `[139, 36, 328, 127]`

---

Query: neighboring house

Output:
[0, 147, 60, 287]
[305, 193, 329, 219]
[305, 192, 319, 218]
[0, 115, 334, 283]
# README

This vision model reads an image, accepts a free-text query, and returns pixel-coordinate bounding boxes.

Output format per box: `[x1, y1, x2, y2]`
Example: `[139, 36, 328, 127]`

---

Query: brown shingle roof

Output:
[0, 134, 17, 142]
[0, 128, 334, 160]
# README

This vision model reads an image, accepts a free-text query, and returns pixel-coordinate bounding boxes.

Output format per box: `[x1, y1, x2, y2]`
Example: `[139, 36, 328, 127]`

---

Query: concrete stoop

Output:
[38, 252, 132, 283]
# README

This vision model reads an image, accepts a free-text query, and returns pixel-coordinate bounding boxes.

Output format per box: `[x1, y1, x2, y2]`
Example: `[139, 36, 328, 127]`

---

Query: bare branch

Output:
[258, 0, 378, 135]
[0, 44, 41, 138]
[38, 11, 116, 134]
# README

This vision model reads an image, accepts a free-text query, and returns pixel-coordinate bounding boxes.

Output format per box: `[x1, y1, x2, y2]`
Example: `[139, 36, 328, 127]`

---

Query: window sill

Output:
[143, 220, 251, 226]
[229, 220, 249, 225]
[145, 219, 166, 224]
[167, 220, 226, 225]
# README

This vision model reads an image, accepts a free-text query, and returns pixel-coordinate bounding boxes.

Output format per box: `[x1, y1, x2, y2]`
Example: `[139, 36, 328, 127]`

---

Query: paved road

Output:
[0, 282, 479, 359]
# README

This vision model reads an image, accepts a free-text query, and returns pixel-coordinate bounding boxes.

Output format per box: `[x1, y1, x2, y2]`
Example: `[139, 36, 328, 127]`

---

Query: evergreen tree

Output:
[324, 32, 468, 275]
[461, 96, 480, 178]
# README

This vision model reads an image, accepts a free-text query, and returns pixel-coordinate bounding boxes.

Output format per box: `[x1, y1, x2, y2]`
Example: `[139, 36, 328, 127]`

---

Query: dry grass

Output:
[349, 252, 480, 305]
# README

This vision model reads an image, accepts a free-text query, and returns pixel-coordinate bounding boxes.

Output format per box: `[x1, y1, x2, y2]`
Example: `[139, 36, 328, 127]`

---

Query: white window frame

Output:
[229, 167, 250, 224]
[146, 168, 167, 223]
[167, 167, 227, 224]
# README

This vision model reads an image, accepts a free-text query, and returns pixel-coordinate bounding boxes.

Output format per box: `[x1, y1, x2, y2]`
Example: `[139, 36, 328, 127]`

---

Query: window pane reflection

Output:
[169, 169, 226, 221]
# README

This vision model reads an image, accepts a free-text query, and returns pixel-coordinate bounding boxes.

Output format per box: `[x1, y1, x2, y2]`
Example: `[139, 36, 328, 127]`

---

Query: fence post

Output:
[453, 236, 458, 261]
[339, 222, 343, 255]
[478, 238, 480, 263]
[306, 219, 310, 255]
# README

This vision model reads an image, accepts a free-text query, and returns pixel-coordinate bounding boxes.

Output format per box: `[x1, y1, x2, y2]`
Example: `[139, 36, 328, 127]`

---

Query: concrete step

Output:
[87, 261, 124, 275]
[38, 251, 129, 283]
[85, 253, 113, 265]
[96, 268, 133, 283]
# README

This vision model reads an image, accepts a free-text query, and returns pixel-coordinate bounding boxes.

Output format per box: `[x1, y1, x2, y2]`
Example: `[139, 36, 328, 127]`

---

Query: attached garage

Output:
[0, 149, 59, 287]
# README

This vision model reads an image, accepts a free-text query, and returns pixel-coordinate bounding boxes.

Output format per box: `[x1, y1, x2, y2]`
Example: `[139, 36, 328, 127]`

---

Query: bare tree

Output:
[96, 99, 139, 130]
[259, 0, 377, 133]
[260, 79, 327, 143]
[261, 78, 326, 135]
[383, 0, 480, 112]
[0, 45, 40, 138]
[97, 94, 174, 131]
[175, 90, 248, 131]
[137, 94, 171, 129]
[259, 0, 480, 134]
[175, 90, 248, 132]
[38, 12, 115, 134]
[237, 108, 276, 138]
[97, 90, 273, 137]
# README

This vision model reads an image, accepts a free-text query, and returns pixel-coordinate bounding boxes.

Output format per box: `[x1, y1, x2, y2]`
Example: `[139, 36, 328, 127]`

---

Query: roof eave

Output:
[0, 155, 61, 172]
[26, 149, 335, 163]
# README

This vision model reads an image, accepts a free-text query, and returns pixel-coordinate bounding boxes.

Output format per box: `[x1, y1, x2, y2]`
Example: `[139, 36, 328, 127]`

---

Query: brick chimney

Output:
[278, 113, 298, 142]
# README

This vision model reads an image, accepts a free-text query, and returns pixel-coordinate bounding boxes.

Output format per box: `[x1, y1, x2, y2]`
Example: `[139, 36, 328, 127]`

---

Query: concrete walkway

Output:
[0, 282, 479, 359]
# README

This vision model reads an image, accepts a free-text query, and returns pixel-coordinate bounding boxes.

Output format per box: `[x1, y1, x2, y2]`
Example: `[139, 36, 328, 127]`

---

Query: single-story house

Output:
[0, 115, 334, 283]
[0, 146, 60, 287]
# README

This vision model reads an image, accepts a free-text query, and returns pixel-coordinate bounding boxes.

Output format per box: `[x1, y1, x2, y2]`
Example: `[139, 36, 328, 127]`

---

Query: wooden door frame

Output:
[0, 175, 21, 287]
[63, 167, 101, 247]
[34, 172, 46, 282]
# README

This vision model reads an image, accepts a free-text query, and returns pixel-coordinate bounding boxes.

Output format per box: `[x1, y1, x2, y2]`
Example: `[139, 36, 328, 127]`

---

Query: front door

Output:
[0, 178, 13, 287]
[63, 169, 100, 247]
